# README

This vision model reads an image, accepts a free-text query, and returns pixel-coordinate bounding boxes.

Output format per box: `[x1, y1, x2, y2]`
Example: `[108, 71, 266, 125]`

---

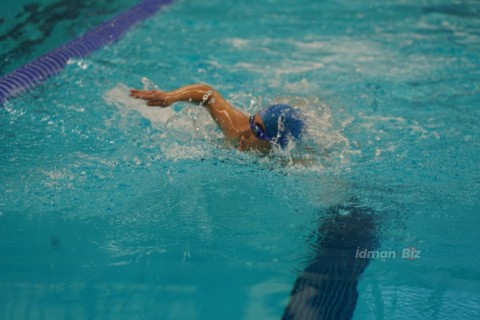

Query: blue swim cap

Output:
[257, 104, 304, 148]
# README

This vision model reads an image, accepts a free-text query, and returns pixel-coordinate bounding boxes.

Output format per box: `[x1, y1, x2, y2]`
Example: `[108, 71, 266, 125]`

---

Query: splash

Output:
[103, 83, 221, 162]
[141, 77, 159, 90]
[104, 84, 353, 169]
[103, 83, 175, 129]
[231, 94, 356, 171]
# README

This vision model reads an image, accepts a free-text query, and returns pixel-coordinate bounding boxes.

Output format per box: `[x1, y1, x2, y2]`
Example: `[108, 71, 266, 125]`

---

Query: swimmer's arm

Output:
[131, 84, 215, 107]
[130, 84, 248, 138]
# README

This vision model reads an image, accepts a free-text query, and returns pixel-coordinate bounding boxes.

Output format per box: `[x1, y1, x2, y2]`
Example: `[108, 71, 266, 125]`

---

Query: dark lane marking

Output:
[0, 0, 174, 104]
[283, 200, 378, 320]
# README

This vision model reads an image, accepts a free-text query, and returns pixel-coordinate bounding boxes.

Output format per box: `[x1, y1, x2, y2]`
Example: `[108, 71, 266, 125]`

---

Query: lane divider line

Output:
[0, 0, 174, 104]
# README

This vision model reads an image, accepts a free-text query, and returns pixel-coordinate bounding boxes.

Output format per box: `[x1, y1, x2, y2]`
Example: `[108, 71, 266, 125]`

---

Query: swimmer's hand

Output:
[129, 89, 172, 107]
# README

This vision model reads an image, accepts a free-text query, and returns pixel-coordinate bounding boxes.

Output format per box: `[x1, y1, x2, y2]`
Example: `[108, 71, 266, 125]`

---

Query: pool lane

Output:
[0, 0, 174, 105]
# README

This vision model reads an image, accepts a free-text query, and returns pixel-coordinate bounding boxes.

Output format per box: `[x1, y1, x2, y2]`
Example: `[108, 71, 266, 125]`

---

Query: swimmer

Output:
[130, 84, 304, 152]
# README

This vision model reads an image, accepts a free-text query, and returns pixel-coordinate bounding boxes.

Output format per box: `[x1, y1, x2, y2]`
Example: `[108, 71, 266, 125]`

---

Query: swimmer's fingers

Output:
[129, 89, 157, 100]
[130, 90, 154, 100]
[130, 89, 171, 107]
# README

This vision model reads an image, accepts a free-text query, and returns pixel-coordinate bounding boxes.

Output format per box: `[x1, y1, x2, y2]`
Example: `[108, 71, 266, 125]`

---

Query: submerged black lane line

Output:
[282, 200, 378, 320]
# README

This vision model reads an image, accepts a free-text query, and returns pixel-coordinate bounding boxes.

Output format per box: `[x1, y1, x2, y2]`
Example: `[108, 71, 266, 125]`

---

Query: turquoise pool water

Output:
[1, 0, 480, 319]
[0, 0, 141, 75]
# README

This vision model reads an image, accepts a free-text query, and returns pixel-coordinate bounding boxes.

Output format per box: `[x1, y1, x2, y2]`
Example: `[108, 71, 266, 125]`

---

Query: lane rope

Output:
[0, 0, 174, 104]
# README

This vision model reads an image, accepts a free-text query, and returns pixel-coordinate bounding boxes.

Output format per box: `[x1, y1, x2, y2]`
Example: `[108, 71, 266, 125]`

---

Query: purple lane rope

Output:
[0, 0, 174, 104]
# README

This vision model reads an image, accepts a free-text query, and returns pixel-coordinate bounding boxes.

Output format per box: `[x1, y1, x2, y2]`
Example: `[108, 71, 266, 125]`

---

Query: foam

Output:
[103, 83, 176, 129]
[104, 85, 353, 169]
[103, 83, 222, 162]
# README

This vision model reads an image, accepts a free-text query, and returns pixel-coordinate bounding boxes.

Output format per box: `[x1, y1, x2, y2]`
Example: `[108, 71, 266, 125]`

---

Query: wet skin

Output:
[130, 84, 271, 152]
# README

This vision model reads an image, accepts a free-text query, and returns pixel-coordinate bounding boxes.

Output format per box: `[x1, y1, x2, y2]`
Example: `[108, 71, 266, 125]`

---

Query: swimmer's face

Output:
[238, 114, 271, 152]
